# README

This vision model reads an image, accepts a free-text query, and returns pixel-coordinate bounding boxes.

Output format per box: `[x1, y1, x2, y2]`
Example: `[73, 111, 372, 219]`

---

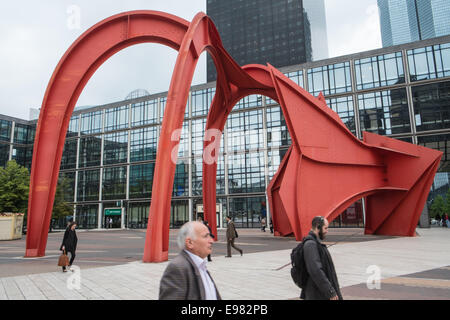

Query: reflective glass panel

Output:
[228, 196, 266, 228]
[60, 139, 78, 170]
[102, 166, 127, 200]
[408, 43, 450, 81]
[307, 62, 351, 96]
[104, 106, 129, 132]
[80, 111, 102, 135]
[76, 204, 98, 229]
[130, 127, 158, 162]
[358, 88, 411, 135]
[67, 116, 79, 137]
[173, 163, 189, 197]
[77, 169, 100, 201]
[131, 100, 158, 127]
[228, 151, 265, 194]
[326, 96, 357, 134]
[0, 119, 11, 142]
[412, 81, 450, 131]
[129, 163, 154, 199]
[266, 106, 291, 147]
[227, 110, 264, 152]
[191, 88, 215, 117]
[355, 52, 404, 90]
[78, 135, 101, 168]
[103, 131, 128, 165]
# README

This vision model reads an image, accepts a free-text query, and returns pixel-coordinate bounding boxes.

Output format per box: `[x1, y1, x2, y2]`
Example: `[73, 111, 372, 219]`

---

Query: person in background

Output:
[225, 216, 243, 258]
[60, 221, 78, 272]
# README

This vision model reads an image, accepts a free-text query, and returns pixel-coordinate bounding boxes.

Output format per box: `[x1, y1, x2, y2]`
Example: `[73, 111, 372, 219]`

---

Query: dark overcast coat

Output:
[300, 231, 343, 300]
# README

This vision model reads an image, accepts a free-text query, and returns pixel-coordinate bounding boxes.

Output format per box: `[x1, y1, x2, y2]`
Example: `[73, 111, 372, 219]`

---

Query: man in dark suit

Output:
[159, 221, 221, 300]
[225, 216, 243, 257]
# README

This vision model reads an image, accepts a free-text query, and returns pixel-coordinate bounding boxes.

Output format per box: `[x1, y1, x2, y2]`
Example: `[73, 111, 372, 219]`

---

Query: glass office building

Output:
[1, 35, 449, 230]
[206, 0, 313, 82]
[378, 0, 450, 47]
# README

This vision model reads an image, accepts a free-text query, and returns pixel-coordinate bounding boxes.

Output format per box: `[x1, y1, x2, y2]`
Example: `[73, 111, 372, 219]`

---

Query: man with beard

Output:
[301, 216, 343, 300]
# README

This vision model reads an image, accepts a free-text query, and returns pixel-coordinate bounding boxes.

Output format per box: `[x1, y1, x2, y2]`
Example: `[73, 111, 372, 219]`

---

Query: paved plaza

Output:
[0, 227, 449, 300]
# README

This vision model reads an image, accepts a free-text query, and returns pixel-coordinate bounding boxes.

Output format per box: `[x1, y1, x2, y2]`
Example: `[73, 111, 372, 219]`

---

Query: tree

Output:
[52, 176, 74, 224]
[430, 195, 445, 218]
[0, 160, 30, 213]
[445, 188, 450, 215]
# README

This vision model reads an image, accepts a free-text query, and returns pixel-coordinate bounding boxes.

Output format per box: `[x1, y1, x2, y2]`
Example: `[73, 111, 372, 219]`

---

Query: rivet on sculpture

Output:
[25, 11, 443, 262]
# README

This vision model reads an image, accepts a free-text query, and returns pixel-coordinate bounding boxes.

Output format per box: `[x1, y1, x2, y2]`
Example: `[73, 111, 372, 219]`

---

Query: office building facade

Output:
[206, 0, 313, 82]
[303, 0, 329, 61]
[378, 0, 450, 47]
[1, 35, 449, 230]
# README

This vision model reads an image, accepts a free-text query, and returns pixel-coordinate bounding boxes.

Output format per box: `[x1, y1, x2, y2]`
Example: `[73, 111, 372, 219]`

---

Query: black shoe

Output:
[240, 251, 243, 256]
[225, 255, 232, 258]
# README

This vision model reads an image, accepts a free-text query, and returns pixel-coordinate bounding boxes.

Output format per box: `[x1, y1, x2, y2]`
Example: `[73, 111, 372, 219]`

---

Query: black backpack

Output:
[290, 238, 312, 289]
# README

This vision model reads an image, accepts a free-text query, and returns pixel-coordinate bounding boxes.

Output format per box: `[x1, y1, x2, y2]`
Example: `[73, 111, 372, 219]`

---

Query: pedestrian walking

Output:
[59, 221, 78, 272]
[435, 213, 441, 225]
[261, 217, 267, 232]
[159, 221, 221, 300]
[300, 216, 343, 300]
[225, 216, 243, 257]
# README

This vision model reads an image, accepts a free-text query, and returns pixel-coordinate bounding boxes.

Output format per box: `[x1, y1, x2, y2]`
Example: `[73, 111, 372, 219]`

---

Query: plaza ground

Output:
[0, 227, 449, 300]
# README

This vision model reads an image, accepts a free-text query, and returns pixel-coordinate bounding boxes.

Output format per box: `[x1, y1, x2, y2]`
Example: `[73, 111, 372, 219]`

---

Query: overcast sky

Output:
[0, 0, 381, 120]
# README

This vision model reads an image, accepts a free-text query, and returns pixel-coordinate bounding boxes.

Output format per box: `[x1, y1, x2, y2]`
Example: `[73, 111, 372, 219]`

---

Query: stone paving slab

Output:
[0, 227, 449, 300]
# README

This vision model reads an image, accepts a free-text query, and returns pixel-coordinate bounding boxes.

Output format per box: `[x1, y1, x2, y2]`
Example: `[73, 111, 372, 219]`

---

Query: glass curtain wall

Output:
[49, 39, 450, 230]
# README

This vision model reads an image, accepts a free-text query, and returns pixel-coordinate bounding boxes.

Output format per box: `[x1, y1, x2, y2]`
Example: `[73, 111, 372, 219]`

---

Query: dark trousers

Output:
[62, 251, 76, 270]
[227, 238, 243, 257]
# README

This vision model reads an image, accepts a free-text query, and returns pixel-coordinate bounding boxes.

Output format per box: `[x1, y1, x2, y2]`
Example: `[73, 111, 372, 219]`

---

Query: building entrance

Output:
[104, 208, 122, 229]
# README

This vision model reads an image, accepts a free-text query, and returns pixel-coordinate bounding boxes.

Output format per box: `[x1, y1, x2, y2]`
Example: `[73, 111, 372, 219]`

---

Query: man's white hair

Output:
[177, 221, 200, 250]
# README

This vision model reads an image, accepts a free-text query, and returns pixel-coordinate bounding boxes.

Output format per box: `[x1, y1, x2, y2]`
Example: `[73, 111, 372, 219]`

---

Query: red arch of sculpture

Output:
[25, 11, 442, 262]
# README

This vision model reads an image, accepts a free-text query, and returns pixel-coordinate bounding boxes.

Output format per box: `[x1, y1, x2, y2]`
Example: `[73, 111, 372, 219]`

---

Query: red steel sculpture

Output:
[25, 11, 442, 262]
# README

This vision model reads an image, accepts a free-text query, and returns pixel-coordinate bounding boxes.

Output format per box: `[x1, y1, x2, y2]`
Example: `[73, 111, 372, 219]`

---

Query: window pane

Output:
[355, 52, 404, 90]
[102, 166, 127, 200]
[103, 131, 128, 165]
[130, 127, 158, 162]
[326, 96, 356, 135]
[227, 110, 264, 152]
[408, 43, 450, 81]
[129, 163, 155, 199]
[77, 169, 100, 201]
[105, 106, 129, 132]
[79, 135, 101, 168]
[0, 119, 12, 142]
[61, 139, 78, 170]
[412, 81, 450, 131]
[131, 100, 158, 127]
[81, 111, 102, 135]
[358, 88, 410, 135]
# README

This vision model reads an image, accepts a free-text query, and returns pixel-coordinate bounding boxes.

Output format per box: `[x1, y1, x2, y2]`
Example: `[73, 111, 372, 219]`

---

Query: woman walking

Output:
[60, 221, 78, 272]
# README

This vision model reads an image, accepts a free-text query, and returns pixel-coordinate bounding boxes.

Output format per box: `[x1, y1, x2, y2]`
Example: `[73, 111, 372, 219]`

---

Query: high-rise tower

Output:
[206, 0, 322, 82]
[378, 0, 450, 47]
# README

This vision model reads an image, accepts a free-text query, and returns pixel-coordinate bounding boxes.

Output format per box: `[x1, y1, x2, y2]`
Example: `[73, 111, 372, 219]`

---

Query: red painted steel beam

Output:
[25, 11, 190, 257]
